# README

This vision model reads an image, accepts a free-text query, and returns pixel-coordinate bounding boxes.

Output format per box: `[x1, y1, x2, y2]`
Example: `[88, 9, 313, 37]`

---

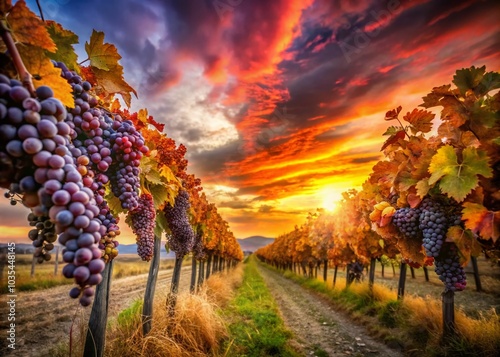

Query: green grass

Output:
[221, 256, 302, 357]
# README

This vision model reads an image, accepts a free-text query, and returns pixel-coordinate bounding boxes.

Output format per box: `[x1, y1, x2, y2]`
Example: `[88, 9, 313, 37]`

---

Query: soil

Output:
[0, 267, 192, 356]
[257, 264, 405, 357]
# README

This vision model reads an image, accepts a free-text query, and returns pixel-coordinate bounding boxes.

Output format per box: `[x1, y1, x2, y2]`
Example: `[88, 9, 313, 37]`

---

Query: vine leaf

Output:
[104, 185, 126, 216]
[415, 179, 430, 198]
[446, 226, 482, 265]
[428, 145, 492, 202]
[420, 84, 451, 108]
[154, 211, 168, 238]
[18, 46, 73, 107]
[91, 67, 137, 108]
[403, 108, 434, 134]
[85, 30, 121, 71]
[46, 21, 79, 72]
[0, 0, 12, 15]
[6, 0, 56, 52]
[381, 129, 405, 151]
[453, 65, 485, 95]
[384, 106, 402, 120]
[462, 203, 499, 242]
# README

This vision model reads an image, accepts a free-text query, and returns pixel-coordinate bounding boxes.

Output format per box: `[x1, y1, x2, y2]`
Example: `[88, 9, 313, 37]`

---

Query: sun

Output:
[320, 187, 341, 212]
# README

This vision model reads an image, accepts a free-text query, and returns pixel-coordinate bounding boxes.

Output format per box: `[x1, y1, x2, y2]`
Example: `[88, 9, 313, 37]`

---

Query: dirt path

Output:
[257, 264, 404, 357]
[0, 267, 192, 356]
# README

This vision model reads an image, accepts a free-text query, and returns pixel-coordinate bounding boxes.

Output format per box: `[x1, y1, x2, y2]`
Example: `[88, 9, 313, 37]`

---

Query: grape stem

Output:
[0, 20, 36, 95]
[395, 117, 411, 139]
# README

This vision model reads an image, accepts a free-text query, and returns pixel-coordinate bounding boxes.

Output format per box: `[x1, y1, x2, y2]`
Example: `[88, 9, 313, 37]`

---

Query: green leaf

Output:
[382, 126, 402, 136]
[453, 66, 486, 95]
[475, 71, 500, 96]
[104, 184, 126, 215]
[429, 146, 493, 202]
[149, 183, 177, 211]
[154, 211, 168, 238]
[46, 21, 79, 72]
[85, 30, 121, 71]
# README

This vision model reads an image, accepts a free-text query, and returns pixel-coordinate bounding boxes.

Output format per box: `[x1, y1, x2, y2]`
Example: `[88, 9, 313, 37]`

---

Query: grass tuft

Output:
[221, 256, 301, 357]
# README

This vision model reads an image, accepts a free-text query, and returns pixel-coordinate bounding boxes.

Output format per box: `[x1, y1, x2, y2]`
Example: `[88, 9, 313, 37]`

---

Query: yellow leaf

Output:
[19, 45, 73, 108]
[92, 66, 137, 107]
[7, 0, 56, 52]
[85, 30, 121, 71]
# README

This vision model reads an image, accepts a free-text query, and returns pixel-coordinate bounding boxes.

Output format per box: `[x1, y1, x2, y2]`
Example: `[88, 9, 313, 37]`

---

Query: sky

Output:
[1, 0, 499, 244]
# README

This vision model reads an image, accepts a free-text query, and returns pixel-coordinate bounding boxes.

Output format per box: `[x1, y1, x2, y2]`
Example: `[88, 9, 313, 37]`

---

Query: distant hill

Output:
[237, 236, 274, 252]
[2, 237, 274, 257]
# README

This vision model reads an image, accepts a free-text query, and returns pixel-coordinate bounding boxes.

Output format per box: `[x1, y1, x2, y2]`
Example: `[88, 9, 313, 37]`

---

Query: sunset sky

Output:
[1, 0, 499, 244]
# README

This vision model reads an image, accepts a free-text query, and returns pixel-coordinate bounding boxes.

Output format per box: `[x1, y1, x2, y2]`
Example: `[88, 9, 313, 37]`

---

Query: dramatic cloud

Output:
[2, 0, 499, 243]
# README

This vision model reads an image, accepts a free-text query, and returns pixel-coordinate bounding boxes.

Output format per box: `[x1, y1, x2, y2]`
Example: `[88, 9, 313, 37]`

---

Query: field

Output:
[1, 253, 499, 356]
[0, 253, 183, 293]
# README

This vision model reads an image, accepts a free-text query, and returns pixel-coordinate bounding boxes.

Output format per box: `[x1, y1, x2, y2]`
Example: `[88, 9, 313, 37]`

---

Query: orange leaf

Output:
[7, 0, 56, 52]
[0, 0, 12, 15]
[407, 193, 421, 208]
[403, 108, 434, 134]
[19, 45, 73, 108]
[385, 105, 402, 120]
[462, 203, 499, 242]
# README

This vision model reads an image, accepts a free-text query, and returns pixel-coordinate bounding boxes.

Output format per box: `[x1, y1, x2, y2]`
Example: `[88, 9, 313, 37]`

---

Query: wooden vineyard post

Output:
[410, 266, 416, 279]
[142, 236, 161, 336]
[369, 258, 376, 289]
[397, 262, 407, 300]
[423, 266, 429, 282]
[197, 259, 204, 289]
[166, 254, 184, 317]
[323, 260, 328, 282]
[190, 254, 197, 294]
[53, 245, 60, 275]
[333, 265, 338, 287]
[31, 256, 35, 277]
[471, 256, 482, 292]
[84, 259, 114, 357]
[205, 254, 212, 280]
[212, 255, 218, 273]
[442, 290, 455, 341]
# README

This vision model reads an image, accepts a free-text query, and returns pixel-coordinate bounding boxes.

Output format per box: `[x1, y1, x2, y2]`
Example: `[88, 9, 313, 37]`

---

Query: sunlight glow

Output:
[320, 187, 342, 213]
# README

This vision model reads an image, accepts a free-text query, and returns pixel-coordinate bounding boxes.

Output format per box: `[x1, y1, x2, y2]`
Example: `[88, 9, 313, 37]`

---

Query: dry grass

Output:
[104, 264, 244, 357]
[281, 265, 500, 356]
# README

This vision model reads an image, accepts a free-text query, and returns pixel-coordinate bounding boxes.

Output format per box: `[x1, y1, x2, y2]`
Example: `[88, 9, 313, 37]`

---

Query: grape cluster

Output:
[193, 230, 206, 260]
[108, 119, 148, 211]
[164, 190, 195, 256]
[129, 193, 156, 261]
[393, 207, 421, 239]
[0, 74, 105, 306]
[27, 212, 57, 263]
[55, 62, 121, 262]
[418, 198, 449, 257]
[434, 243, 467, 292]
